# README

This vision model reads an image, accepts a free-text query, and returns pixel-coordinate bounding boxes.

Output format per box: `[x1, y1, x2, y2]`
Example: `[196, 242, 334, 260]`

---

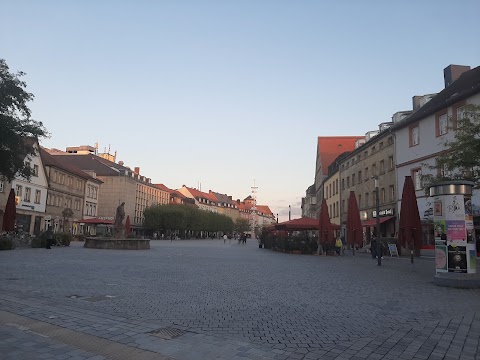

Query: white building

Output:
[394, 65, 480, 247]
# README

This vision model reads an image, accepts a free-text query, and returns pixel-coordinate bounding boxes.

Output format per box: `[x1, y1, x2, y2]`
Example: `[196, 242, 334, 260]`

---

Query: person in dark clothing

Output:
[370, 238, 377, 259]
[46, 227, 54, 249]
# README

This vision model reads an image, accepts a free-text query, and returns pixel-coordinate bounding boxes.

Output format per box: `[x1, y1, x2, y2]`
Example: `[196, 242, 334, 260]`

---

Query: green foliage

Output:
[143, 204, 234, 236]
[57, 233, 72, 246]
[0, 59, 49, 182]
[262, 233, 317, 254]
[234, 218, 250, 234]
[0, 235, 15, 250]
[423, 104, 480, 189]
[31, 236, 46, 248]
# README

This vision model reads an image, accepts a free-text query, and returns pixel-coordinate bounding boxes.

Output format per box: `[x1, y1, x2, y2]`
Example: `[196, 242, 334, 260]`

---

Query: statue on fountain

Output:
[113, 202, 125, 238]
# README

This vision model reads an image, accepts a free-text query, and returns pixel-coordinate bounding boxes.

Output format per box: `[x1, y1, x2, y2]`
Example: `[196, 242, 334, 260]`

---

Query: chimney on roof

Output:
[118, 161, 124, 166]
[134, 167, 140, 174]
[444, 65, 470, 88]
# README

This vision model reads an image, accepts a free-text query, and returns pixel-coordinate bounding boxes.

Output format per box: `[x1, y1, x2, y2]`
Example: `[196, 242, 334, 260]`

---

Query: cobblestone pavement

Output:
[0, 240, 479, 360]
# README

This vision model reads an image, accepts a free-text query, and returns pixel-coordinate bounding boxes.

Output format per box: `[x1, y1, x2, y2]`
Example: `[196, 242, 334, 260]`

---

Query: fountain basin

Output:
[84, 238, 150, 250]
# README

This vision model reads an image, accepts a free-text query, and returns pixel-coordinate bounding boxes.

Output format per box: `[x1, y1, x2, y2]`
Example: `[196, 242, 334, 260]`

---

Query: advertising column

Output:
[431, 181, 476, 275]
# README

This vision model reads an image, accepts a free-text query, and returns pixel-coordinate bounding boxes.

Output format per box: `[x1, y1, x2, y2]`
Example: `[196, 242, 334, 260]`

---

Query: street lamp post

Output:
[288, 205, 291, 221]
[276, 213, 279, 223]
[375, 177, 382, 266]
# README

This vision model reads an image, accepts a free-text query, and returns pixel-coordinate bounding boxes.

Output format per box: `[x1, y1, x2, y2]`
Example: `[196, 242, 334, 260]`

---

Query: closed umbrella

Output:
[398, 176, 422, 264]
[125, 215, 131, 236]
[318, 198, 333, 255]
[346, 191, 363, 256]
[2, 189, 16, 232]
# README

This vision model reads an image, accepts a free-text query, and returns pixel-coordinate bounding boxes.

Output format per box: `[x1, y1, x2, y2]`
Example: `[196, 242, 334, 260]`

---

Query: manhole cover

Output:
[81, 295, 115, 302]
[149, 327, 187, 340]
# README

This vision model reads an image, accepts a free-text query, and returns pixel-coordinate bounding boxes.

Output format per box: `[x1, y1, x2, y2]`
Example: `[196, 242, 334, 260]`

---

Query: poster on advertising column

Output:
[445, 195, 466, 245]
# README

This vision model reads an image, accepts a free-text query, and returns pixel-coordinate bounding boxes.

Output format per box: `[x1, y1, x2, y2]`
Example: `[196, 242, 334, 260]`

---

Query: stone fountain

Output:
[84, 202, 150, 250]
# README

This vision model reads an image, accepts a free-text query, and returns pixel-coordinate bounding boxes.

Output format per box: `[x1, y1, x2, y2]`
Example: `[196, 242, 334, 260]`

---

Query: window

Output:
[371, 146, 376, 154]
[60, 174, 65, 185]
[342, 178, 345, 190]
[438, 164, 452, 178]
[15, 184, 22, 197]
[329, 204, 332, 218]
[352, 173, 356, 186]
[347, 161, 350, 168]
[53, 171, 58, 182]
[365, 193, 369, 207]
[380, 160, 385, 174]
[347, 177, 350, 188]
[24, 187, 31, 202]
[454, 105, 465, 129]
[68, 176, 73, 187]
[342, 200, 345, 213]
[436, 112, 448, 136]
[410, 124, 419, 146]
[387, 137, 393, 145]
[35, 190, 41, 204]
[0, 180, 4, 192]
[33, 165, 39, 176]
[335, 179, 338, 194]
[336, 201, 339, 217]
[364, 168, 369, 181]
[333, 203, 336, 218]
[364, 151, 368, 158]
[381, 188, 385, 203]
[412, 168, 422, 190]
[329, 184, 332, 197]
[358, 195, 362, 208]
[379, 142, 384, 149]
[389, 185, 395, 201]
[389, 156, 394, 170]
[372, 164, 377, 176]
[341, 164, 345, 171]
[358, 170, 362, 182]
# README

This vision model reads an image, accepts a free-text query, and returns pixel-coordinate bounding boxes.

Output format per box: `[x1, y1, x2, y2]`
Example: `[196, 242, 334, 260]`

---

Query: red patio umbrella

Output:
[2, 189, 16, 232]
[125, 215, 131, 236]
[346, 191, 363, 255]
[398, 176, 422, 264]
[318, 198, 333, 254]
[275, 217, 320, 231]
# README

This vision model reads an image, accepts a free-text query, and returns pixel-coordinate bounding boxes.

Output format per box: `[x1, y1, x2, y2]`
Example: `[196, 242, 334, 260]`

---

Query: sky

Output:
[1, 0, 479, 222]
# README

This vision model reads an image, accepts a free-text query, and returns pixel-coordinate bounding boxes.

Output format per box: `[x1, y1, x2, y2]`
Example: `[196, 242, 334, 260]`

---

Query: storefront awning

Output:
[362, 216, 395, 227]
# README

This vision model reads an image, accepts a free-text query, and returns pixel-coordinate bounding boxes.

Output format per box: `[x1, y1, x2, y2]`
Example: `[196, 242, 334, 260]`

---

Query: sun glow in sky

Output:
[1, 0, 479, 221]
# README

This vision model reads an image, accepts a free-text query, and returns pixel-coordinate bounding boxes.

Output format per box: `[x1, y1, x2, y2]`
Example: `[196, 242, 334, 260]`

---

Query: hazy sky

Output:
[2, 1, 479, 221]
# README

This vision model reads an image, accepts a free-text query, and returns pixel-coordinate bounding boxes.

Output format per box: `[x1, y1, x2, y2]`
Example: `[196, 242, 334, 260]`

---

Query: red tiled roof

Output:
[317, 136, 363, 176]
[154, 184, 172, 192]
[184, 186, 217, 203]
[255, 205, 273, 216]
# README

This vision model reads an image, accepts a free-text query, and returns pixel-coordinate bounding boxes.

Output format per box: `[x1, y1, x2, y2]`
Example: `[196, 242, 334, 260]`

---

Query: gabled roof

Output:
[40, 148, 102, 183]
[256, 205, 273, 216]
[210, 191, 234, 205]
[393, 65, 480, 130]
[50, 154, 120, 176]
[154, 184, 172, 192]
[317, 136, 363, 176]
[184, 186, 217, 203]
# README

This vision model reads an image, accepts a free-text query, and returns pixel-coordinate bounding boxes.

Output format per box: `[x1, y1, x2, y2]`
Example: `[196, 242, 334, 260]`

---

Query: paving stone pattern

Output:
[0, 240, 479, 359]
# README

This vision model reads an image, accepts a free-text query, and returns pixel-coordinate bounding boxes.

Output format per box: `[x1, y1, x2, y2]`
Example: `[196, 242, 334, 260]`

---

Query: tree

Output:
[234, 218, 250, 234]
[422, 104, 480, 188]
[0, 59, 48, 182]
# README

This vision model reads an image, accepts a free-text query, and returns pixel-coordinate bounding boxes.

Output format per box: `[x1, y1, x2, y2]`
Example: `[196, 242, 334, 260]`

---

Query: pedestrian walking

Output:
[223, 234, 227, 244]
[370, 238, 377, 259]
[341, 235, 346, 255]
[45, 226, 54, 249]
[335, 237, 342, 255]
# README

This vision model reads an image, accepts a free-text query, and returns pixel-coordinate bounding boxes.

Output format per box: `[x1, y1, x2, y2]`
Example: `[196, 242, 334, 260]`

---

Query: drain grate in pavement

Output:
[149, 327, 187, 340]
[81, 295, 115, 302]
